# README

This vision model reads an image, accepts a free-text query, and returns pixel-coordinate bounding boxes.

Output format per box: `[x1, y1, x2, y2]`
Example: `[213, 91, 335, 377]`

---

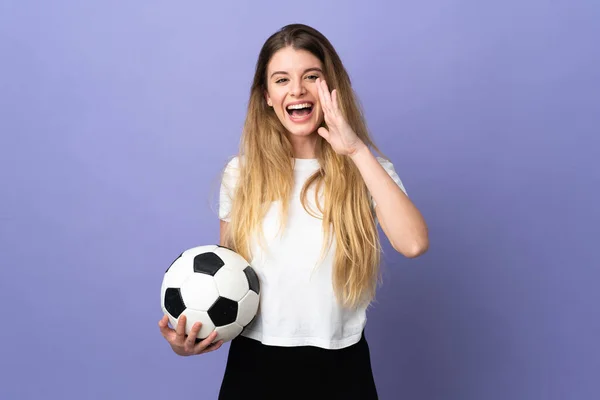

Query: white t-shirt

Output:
[219, 155, 407, 349]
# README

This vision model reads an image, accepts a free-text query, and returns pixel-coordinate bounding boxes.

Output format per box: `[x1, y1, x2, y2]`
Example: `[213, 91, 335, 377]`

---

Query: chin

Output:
[285, 125, 319, 137]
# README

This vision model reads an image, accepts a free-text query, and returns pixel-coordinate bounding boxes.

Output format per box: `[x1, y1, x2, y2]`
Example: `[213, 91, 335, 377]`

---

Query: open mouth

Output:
[286, 102, 314, 119]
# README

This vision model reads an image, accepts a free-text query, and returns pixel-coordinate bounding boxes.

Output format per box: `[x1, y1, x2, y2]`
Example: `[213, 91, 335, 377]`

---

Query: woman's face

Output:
[264, 46, 325, 139]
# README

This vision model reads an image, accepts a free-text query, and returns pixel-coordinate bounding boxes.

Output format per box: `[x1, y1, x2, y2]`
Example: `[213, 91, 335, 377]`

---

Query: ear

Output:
[264, 91, 273, 107]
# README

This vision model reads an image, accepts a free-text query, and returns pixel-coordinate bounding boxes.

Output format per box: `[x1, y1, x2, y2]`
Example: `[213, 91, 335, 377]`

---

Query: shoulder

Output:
[219, 156, 242, 220]
[221, 155, 242, 179]
[224, 155, 241, 170]
[220, 155, 243, 194]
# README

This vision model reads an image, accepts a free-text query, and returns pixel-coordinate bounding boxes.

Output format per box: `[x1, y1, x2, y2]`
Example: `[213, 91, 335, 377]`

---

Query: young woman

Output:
[159, 23, 428, 399]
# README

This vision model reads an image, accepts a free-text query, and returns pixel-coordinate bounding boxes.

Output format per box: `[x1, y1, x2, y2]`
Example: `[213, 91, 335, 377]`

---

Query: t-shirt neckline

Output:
[292, 158, 319, 170]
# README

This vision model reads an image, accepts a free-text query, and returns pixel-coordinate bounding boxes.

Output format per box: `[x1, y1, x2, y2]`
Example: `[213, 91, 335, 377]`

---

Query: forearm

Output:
[350, 144, 429, 257]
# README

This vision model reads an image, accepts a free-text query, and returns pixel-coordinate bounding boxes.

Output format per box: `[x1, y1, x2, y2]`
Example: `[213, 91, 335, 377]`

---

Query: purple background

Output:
[1, 1, 598, 399]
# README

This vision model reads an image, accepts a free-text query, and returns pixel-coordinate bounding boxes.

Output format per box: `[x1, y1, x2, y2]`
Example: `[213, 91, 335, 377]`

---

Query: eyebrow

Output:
[270, 67, 323, 79]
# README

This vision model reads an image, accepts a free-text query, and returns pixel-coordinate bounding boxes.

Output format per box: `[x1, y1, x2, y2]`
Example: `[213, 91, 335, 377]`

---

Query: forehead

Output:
[267, 47, 322, 74]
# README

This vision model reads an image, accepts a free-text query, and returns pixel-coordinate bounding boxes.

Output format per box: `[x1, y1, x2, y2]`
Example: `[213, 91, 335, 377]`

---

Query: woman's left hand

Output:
[316, 78, 365, 156]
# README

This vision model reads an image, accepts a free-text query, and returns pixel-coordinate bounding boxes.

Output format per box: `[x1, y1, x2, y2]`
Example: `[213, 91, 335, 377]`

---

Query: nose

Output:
[289, 79, 306, 97]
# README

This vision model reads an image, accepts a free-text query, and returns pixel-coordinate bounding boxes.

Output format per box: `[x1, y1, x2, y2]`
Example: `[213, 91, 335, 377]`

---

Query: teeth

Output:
[286, 103, 313, 110]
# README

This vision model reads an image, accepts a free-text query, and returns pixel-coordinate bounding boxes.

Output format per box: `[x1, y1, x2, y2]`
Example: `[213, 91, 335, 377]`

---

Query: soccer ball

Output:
[160, 244, 260, 343]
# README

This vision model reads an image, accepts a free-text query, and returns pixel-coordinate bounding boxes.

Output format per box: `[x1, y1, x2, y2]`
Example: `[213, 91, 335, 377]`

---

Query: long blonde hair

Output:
[223, 24, 386, 309]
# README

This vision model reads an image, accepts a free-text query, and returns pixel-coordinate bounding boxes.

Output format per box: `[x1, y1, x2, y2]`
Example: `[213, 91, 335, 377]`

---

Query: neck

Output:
[287, 133, 318, 159]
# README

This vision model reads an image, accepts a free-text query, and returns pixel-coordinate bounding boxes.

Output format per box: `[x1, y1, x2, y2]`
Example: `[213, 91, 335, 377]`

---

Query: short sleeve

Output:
[219, 156, 241, 222]
[372, 157, 407, 208]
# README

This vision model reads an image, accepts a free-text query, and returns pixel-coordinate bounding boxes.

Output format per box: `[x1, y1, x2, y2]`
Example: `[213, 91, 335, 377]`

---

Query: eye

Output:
[275, 78, 288, 84]
[306, 75, 319, 81]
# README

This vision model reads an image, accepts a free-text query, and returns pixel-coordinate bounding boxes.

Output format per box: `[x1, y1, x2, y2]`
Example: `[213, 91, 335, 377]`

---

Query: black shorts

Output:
[218, 332, 378, 400]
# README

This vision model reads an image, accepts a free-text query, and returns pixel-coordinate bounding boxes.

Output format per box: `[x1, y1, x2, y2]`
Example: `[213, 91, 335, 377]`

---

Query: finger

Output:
[201, 340, 224, 354]
[158, 315, 171, 333]
[193, 330, 219, 354]
[175, 315, 187, 342]
[158, 314, 168, 329]
[158, 315, 176, 342]
[317, 127, 330, 141]
[184, 322, 202, 351]
[321, 80, 333, 111]
[316, 78, 330, 114]
[316, 78, 325, 111]
[331, 89, 340, 114]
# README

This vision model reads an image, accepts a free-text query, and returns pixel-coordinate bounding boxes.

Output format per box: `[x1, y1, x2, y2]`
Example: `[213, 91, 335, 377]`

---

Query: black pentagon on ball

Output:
[164, 287, 186, 318]
[208, 296, 238, 326]
[193, 252, 225, 276]
[243, 266, 260, 294]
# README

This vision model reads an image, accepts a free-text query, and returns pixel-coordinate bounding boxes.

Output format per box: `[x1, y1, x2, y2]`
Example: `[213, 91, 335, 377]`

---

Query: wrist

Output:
[349, 142, 370, 161]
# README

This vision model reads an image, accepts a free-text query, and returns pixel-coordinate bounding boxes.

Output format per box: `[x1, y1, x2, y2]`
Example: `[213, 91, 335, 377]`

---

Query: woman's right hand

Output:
[158, 314, 224, 356]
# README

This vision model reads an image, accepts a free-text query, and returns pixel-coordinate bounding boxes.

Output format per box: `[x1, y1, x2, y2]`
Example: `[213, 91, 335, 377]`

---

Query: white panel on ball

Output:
[163, 257, 191, 289]
[215, 323, 244, 343]
[212, 246, 249, 270]
[180, 274, 219, 310]
[213, 266, 250, 302]
[236, 290, 260, 326]
[181, 309, 216, 339]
